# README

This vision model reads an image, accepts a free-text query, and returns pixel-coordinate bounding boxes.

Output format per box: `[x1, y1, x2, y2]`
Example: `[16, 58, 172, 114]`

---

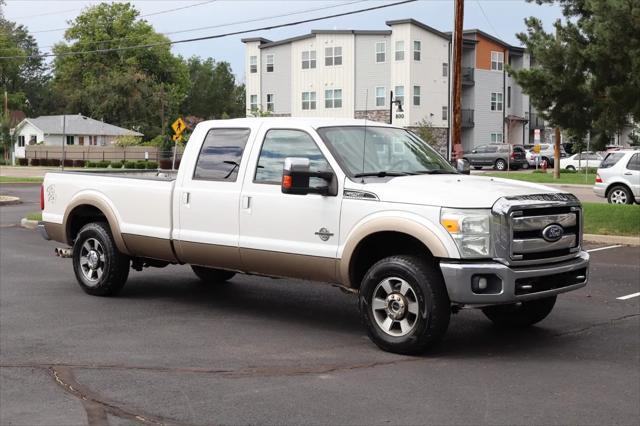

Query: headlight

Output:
[440, 208, 493, 258]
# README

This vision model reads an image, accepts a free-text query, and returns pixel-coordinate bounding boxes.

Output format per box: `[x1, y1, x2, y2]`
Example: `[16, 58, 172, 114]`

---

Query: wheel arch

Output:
[605, 182, 633, 199]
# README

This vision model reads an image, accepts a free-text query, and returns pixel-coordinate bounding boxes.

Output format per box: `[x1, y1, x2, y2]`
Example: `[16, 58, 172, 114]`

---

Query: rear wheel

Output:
[482, 296, 556, 328]
[566, 165, 576, 171]
[607, 185, 633, 204]
[72, 222, 130, 296]
[495, 159, 507, 171]
[191, 265, 236, 283]
[359, 255, 450, 355]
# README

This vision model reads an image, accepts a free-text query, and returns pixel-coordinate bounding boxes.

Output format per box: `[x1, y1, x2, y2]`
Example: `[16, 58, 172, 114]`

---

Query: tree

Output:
[51, 2, 190, 138]
[415, 119, 439, 148]
[511, 0, 640, 146]
[180, 57, 245, 119]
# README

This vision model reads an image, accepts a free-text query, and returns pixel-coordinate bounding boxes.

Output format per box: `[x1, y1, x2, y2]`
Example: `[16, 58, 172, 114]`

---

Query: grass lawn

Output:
[582, 202, 640, 236]
[485, 171, 597, 185]
[25, 212, 42, 221]
[0, 176, 44, 183]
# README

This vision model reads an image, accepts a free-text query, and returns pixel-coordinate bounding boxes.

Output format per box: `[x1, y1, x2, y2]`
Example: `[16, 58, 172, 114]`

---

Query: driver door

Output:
[239, 127, 343, 282]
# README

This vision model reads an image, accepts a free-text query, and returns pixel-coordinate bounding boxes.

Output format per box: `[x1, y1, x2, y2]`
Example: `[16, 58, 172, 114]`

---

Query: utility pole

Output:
[3, 91, 8, 162]
[553, 21, 561, 179]
[451, 0, 464, 161]
[61, 115, 66, 171]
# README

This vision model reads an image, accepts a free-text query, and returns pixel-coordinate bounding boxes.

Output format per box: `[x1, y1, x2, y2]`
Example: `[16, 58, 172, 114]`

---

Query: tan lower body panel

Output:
[122, 234, 178, 263]
[176, 240, 243, 271]
[44, 222, 66, 244]
[240, 248, 337, 283]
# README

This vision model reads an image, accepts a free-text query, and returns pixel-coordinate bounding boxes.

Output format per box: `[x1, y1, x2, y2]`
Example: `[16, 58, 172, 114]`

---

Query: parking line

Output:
[587, 245, 623, 253]
[617, 292, 640, 301]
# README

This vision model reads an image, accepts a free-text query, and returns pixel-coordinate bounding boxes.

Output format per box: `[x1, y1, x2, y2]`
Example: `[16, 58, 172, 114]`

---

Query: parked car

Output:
[560, 152, 603, 171]
[463, 144, 528, 171]
[593, 149, 640, 204]
[39, 118, 589, 354]
[535, 143, 568, 167]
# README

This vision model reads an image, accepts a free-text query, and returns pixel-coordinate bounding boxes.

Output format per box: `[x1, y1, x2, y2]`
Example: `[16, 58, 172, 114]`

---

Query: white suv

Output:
[593, 150, 640, 204]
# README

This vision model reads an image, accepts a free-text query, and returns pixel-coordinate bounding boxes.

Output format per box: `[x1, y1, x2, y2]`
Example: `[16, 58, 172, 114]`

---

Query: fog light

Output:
[471, 275, 502, 294]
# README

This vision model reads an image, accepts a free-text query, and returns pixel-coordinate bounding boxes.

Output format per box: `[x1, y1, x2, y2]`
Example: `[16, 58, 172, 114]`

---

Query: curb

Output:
[20, 218, 38, 230]
[584, 234, 640, 246]
[0, 196, 21, 206]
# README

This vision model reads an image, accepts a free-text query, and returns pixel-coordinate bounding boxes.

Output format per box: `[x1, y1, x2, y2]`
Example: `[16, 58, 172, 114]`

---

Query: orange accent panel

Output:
[475, 35, 508, 71]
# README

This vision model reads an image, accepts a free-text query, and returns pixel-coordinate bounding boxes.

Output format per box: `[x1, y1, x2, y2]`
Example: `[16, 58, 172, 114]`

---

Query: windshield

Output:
[317, 126, 455, 178]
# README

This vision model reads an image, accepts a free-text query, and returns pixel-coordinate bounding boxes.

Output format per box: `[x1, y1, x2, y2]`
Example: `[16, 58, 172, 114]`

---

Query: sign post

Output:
[171, 117, 186, 171]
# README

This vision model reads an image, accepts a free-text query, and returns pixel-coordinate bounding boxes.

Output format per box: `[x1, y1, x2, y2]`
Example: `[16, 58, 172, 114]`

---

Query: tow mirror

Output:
[456, 158, 471, 175]
[282, 157, 337, 196]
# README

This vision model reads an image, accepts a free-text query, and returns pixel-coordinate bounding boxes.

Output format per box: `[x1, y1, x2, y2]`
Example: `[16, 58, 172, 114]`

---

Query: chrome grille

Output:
[493, 194, 583, 266]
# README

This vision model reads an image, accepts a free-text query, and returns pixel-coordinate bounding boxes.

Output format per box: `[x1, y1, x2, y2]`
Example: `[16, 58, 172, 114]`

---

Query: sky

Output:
[3, 0, 564, 82]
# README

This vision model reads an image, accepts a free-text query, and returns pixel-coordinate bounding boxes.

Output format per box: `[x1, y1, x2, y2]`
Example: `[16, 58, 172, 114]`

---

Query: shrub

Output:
[30, 158, 41, 166]
[562, 168, 578, 174]
[87, 161, 98, 168]
[17, 158, 28, 166]
[135, 161, 147, 169]
[145, 161, 158, 169]
[111, 161, 124, 169]
[96, 160, 110, 168]
[159, 159, 172, 169]
[124, 160, 137, 169]
[73, 160, 86, 168]
[63, 159, 73, 167]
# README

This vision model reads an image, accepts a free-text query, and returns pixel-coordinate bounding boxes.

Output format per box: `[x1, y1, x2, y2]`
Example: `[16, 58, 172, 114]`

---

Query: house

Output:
[13, 115, 143, 159]
[242, 19, 534, 153]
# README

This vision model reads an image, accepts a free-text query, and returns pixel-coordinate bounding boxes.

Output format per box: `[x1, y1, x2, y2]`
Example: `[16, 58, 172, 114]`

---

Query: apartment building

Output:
[242, 19, 532, 152]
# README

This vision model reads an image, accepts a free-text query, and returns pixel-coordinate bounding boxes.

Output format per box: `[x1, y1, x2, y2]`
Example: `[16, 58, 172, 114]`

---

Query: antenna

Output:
[361, 89, 369, 183]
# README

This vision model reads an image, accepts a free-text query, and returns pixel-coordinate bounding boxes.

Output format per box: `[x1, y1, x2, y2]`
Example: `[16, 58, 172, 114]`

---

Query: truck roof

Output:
[196, 117, 398, 130]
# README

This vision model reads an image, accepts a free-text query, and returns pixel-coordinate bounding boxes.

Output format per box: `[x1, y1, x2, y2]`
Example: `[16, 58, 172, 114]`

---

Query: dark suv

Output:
[463, 144, 527, 171]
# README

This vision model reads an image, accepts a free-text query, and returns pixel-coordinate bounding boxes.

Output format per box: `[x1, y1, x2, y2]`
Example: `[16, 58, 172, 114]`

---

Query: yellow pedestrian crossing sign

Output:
[171, 117, 186, 136]
[172, 134, 183, 142]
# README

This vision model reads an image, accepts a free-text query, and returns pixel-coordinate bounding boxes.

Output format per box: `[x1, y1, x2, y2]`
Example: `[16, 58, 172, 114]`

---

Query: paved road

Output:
[1, 184, 639, 425]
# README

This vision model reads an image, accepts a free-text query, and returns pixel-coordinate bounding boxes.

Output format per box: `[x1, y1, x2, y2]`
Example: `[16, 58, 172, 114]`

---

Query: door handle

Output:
[182, 192, 190, 204]
[242, 196, 251, 209]
[624, 172, 633, 175]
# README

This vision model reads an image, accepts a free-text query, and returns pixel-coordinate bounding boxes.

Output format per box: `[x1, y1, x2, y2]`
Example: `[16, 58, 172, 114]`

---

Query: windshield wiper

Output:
[353, 171, 412, 178]
[412, 169, 457, 175]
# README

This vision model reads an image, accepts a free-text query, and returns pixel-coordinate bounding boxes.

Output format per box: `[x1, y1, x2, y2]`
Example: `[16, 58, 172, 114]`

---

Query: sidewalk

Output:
[0, 166, 60, 178]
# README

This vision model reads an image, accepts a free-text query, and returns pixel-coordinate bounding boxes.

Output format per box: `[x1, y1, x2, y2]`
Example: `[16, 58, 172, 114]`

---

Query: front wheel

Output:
[191, 265, 236, 283]
[72, 222, 130, 296]
[482, 296, 556, 328]
[608, 185, 633, 204]
[359, 256, 450, 355]
[566, 165, 576, 171]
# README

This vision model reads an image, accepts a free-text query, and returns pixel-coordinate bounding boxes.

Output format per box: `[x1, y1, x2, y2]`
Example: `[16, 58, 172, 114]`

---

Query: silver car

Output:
[593, 150, 640, 204]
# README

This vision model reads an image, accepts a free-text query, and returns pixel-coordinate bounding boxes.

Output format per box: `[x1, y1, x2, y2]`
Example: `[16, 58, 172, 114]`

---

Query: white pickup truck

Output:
[40, 118, 589, 354]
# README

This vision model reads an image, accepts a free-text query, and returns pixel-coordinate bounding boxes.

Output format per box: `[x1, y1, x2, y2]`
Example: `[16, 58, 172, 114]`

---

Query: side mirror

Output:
[282, 157, 336, 196]
[456, 158, 471, 175]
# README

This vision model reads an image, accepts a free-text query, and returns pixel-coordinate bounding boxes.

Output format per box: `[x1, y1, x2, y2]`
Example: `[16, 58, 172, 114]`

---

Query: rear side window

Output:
[485, 145, 499, 153]
[254, 129, 330, 185]
[627, 153, 640, 171]
[600, 152, 625, 169]
[193, 128, 251, 181]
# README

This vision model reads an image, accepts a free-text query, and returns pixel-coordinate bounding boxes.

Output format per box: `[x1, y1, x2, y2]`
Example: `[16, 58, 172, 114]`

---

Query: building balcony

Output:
[462, 109, 474, 128]
[529, 113, 545, 129]
[462, 67, 474, 86]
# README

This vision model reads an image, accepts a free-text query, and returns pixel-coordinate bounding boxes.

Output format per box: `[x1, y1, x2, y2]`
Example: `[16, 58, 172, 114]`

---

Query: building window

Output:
[302, 50, 316, 69]
[507, 86, 511, 108]
[325, 46, 342, 66]
[442, 62, 448, 77]
[490, 92, 503, 111]
[375, 42, 386, 63]
[413, 40, 421, 61]
[491, 51, 504, 71]
[250, 94, 258, 111]
[17, 135, 25, 147]
[266, 54, 274, 72]
[490, 132, 503, 143]
[193, 129, 251, 182]
[395, 40, 405, 61]
[394, 86, 404, 106]
[250, 56, 257, 73]
[413, 86, 420, 106]
[442, 106, 448, 121]
[375, 86, 385, 107]
[66, 135, 74, 145]
[302, 91, 316, 110]
[266, 94, 274, 112]
[325, 89, 342, 109]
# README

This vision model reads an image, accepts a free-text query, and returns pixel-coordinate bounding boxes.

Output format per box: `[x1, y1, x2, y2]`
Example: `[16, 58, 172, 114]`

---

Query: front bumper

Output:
[440, 251, 589, 305]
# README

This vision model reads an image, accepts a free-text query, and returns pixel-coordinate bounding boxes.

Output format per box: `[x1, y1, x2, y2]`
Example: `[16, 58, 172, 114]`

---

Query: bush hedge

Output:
[30, 159, 40, 166]
[17, 158, 28, 166]
[111, 161, 124, 169]
[145, 161, 158, 169]
[96, 160, 110, 168]
[124, 160, 137, 169]
[63, 159, 73, 167]
[87, 161, 98, 168]
[73, 160, 86, 168]
[135, 161, 147, 169]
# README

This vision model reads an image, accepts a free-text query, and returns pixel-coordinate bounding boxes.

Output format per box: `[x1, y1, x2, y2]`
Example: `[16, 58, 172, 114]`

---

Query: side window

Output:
[485, 145, 499, 153]
[601, 152, 624, 168]
[255, 129, 331, 185]
[474, 145, 487, 153]
[193, 128, 251, 181]
[627, 153, 640, 171]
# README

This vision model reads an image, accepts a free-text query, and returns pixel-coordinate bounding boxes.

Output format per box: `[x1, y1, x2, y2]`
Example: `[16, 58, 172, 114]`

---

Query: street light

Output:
[388, 90, 404, 124]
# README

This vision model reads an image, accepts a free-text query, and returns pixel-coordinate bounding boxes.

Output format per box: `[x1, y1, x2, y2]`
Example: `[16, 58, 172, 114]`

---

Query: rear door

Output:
[624, 153, 640, 197]
[175, 125, 257, 270]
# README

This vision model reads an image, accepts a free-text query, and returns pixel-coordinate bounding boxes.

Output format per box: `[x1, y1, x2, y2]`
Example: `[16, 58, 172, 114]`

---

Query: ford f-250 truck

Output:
[39, 118, 589, 354]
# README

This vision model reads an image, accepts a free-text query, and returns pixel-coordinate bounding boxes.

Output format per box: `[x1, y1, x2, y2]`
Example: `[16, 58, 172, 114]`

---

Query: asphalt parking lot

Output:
[1, 184, 638, 426]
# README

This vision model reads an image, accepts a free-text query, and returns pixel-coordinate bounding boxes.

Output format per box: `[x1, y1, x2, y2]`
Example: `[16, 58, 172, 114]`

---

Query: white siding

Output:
[354, 34, 391, 111]
[245, 42, 262, 114]
[261, 44, 292, 115]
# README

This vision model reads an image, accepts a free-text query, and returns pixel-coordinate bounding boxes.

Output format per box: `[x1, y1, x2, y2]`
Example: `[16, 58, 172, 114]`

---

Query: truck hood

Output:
[354, 174, 564, 208]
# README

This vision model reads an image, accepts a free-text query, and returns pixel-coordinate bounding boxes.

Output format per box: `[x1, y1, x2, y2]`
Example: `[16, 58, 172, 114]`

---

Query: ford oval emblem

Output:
[542, 224, 564, 242]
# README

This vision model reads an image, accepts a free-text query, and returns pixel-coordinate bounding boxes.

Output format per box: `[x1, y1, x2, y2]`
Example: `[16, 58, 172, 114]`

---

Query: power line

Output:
[475, 0, 504, 41]
[0, 0, 416, 60]
[11, 8, 80, 20]
[35, 0, 367, 50]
